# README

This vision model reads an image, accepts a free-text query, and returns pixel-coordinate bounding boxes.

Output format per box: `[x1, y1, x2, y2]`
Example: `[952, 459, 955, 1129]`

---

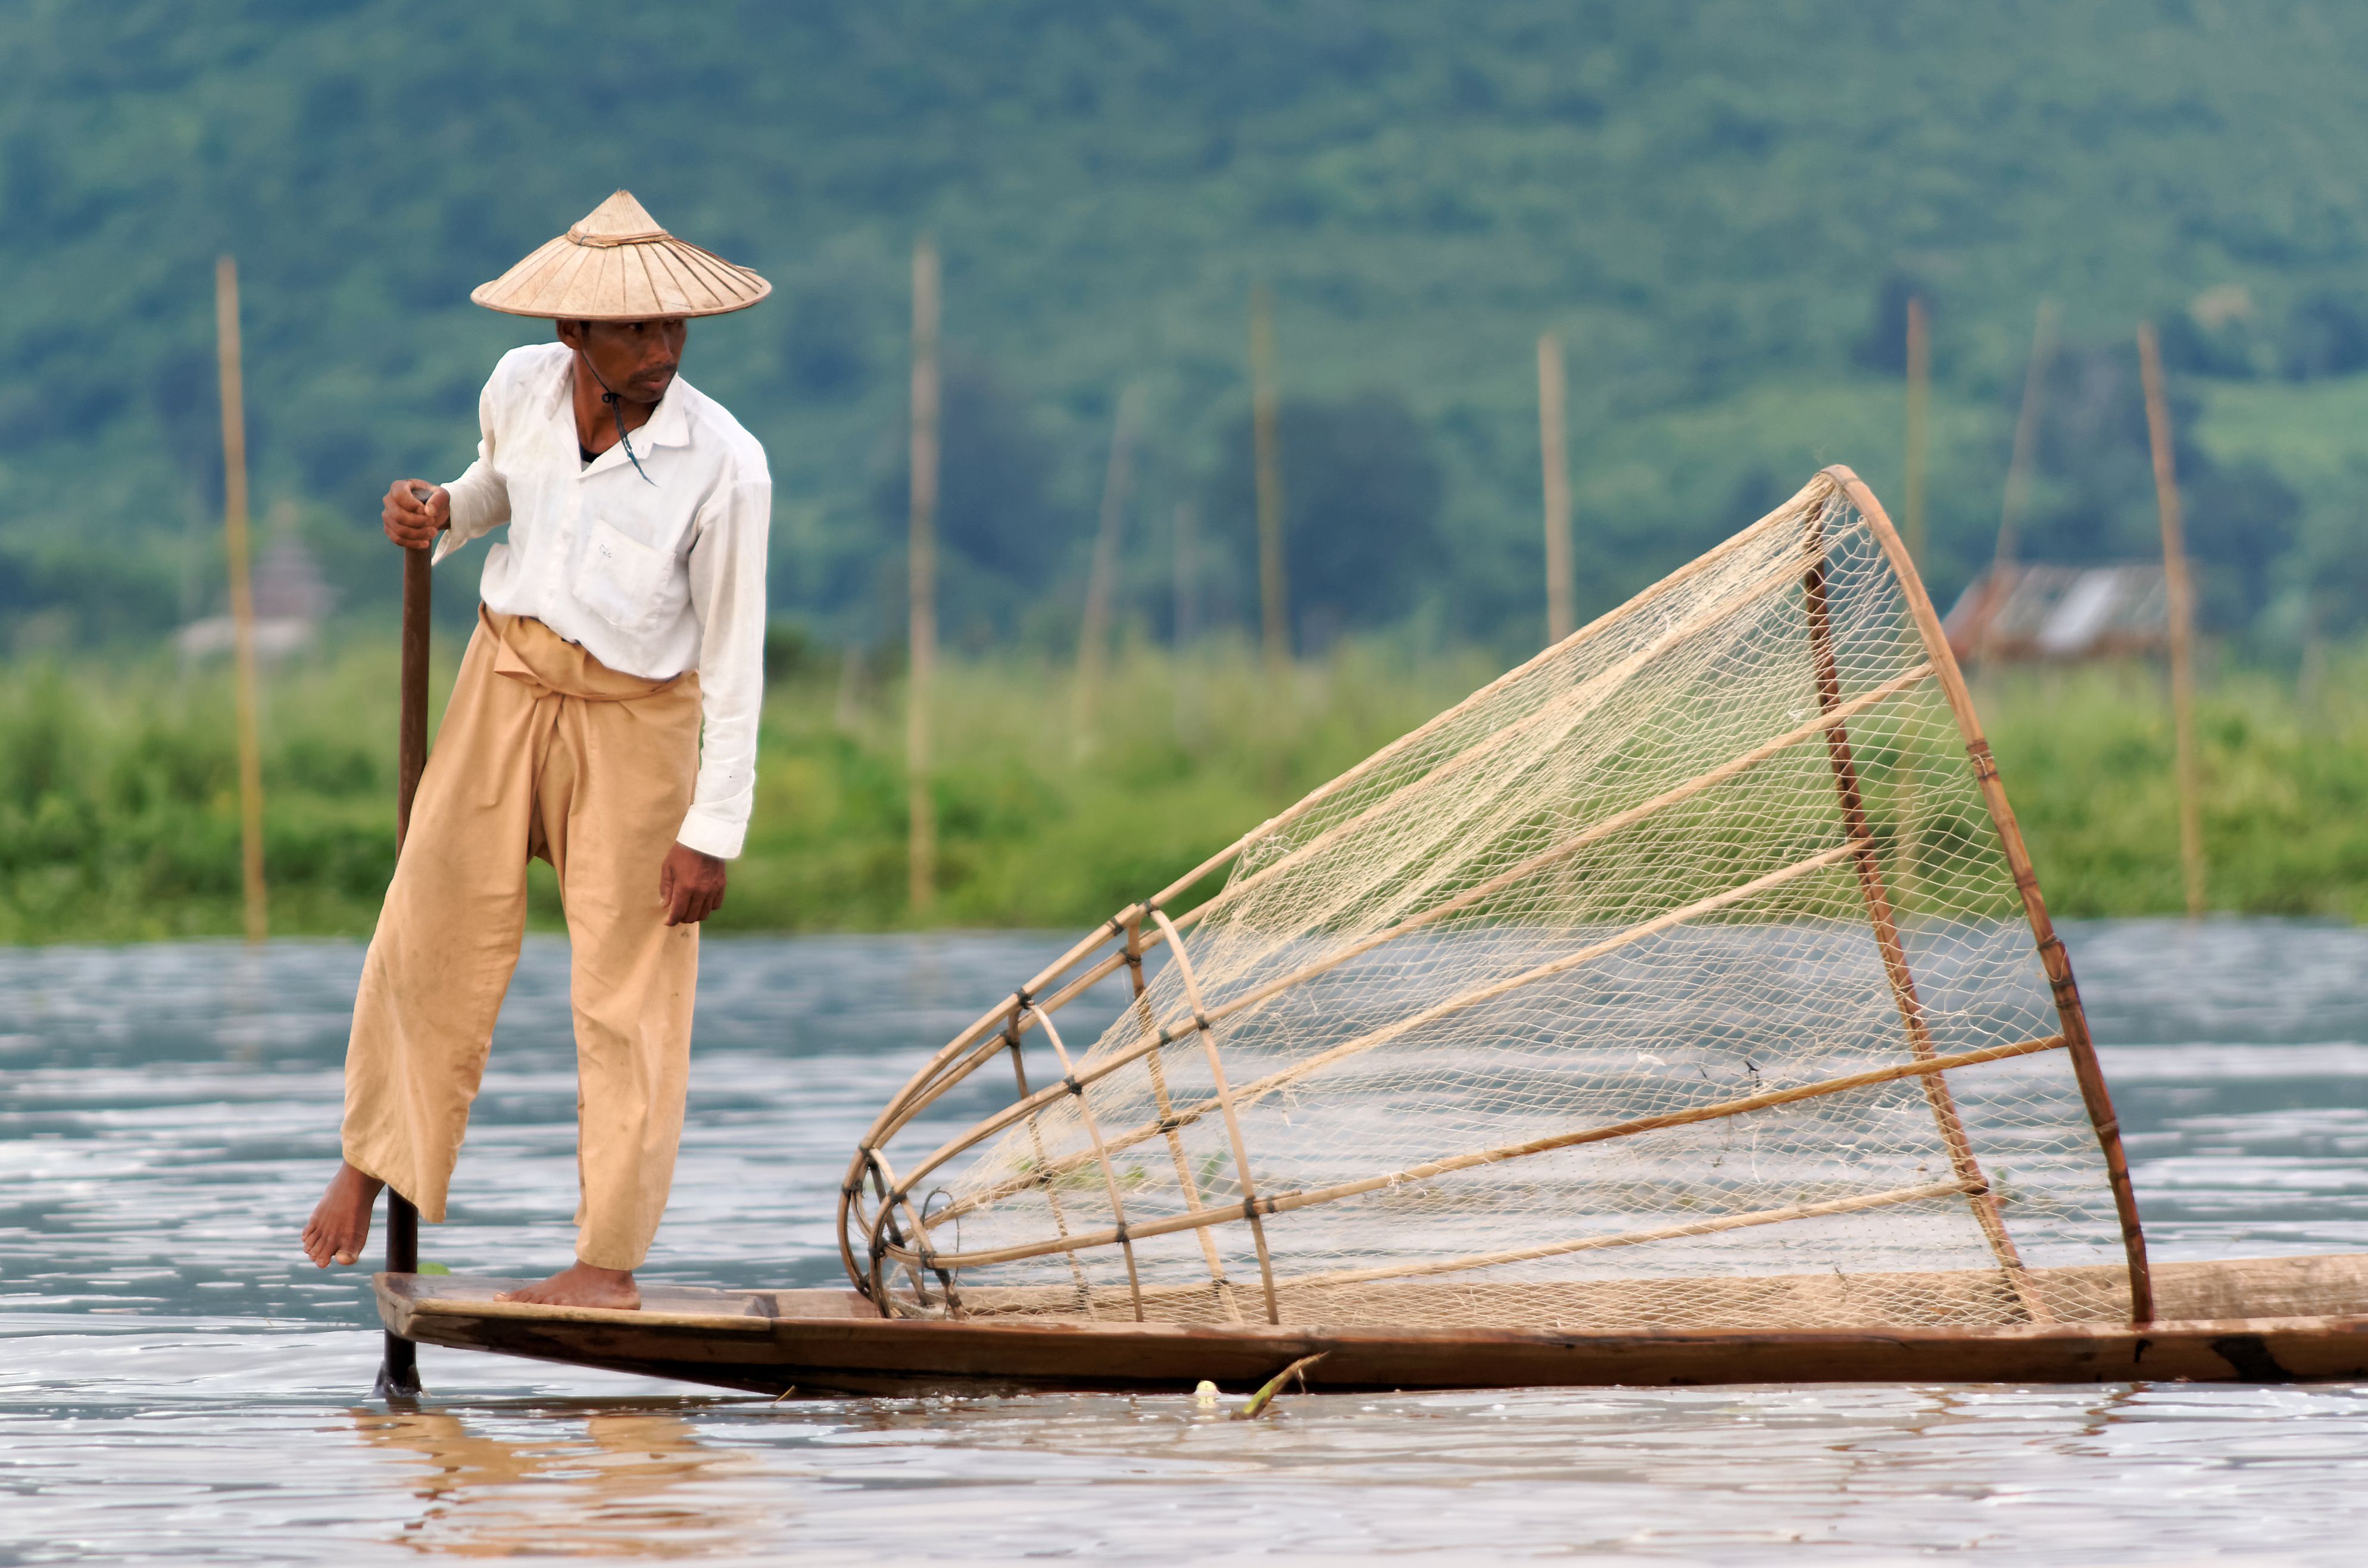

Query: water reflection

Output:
[2073, 1378, 2144, 1442]
[354, 1403, 759, 1558]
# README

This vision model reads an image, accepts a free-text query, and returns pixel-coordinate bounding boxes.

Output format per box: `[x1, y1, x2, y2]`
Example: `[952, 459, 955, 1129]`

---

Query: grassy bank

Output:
[0, 636, 1489, 944]
[1975, 655, 2368, 922]
[4, 638, 2361, 944]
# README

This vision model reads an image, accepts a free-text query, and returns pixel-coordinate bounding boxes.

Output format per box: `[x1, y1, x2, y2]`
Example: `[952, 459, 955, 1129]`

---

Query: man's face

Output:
[559, 317, 688, 404]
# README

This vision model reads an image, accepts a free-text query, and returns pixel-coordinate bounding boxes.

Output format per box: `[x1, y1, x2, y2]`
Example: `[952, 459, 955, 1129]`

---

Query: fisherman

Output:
[299, 192, 772, 1309]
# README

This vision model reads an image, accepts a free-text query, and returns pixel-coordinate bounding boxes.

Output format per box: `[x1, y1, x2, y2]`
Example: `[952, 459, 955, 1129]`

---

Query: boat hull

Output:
[375, 1254, 2368, 1396]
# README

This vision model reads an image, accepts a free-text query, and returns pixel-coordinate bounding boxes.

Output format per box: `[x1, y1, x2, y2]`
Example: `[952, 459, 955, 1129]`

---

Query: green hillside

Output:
[10, 1, 2368, 659]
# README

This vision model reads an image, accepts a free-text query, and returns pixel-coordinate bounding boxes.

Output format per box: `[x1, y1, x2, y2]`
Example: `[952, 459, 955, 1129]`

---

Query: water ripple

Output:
[4, 922, 2367, 1563]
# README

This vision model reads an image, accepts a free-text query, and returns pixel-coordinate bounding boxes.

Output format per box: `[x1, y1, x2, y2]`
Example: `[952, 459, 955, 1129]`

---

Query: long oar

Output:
[375, 492, 433, 1401]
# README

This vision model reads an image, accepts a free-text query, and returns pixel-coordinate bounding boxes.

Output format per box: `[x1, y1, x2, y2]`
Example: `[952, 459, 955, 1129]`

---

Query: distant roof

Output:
[1942, 563, 2169, 663]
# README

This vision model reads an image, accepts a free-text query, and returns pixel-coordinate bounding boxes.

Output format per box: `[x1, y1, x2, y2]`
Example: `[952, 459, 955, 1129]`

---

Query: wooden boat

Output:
[375, 471, 2368, 1392]
[379, 1254, 2368, 1395]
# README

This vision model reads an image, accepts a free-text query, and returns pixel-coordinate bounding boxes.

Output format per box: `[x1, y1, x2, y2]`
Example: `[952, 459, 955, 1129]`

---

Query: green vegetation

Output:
[18, 4, 2368, 939]
[732, 634, 1490, 930]
[13, 3, 2368, 665]
[8, 639, 2368, 945]
[1978, 657, 2368, 922]
[0, 638, 1486, 943]
[0, 653, 403, 944]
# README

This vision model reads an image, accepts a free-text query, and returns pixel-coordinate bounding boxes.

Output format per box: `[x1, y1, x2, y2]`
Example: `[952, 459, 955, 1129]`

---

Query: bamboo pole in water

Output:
[1074, 386, 1140, 752]
[1832, 464, 2155, 1323]
[213, 256, 268, 945]
[1979, 300, 2059, 661]
[2136, 323, 2206, 919]
[1802, 507, 2044, 1320]
[1249, 283, 1290, 677]
[907, 239, 941, 913]
[1537, 333, 1574, 645]
[1991, 301, 2057, 578]
[1172, 501, 1199, 746]
[1895, 298, 1932, 897]
[1902, 295, 1930, 563]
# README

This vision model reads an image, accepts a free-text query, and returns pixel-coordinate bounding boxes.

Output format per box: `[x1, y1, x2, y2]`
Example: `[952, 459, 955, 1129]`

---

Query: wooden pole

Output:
[213, 257, 268, 945]
[1172, 501, 1198, 745]
[1172, 502, 1198, 645]
[1249, 282, 1290, 677]
[1024, 1005, 1147, 1319]
[1074, 385, 1140, 753]
[1991, 301, 2057, 579]
[1124, 920, 1241, 1319]
[376, 499, 433, 1403]
[1537, 332, 1575, 645]
[1151, 911, 1281, 1324]
[1902, 295, 1930, 563]
[907, 239, 941, 914]
[1802, 511, 2044, 1320]
[833, 642, 865, 733]
[2136, 323, 2205, 919]
[1830, 464, 2154, 1324]
[888, 841, 1865, 1207]
[1979, 301, 2058, 660]
[1284, 1182, 1985, 1292]
[1894, 296, 1933, 885]
[397, 551, 431, 844]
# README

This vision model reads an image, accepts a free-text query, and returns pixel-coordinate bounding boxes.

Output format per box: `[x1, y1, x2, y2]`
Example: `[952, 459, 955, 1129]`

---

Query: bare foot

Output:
[495, 1261, 640, 1310]
[301, 1161, 385, 1267]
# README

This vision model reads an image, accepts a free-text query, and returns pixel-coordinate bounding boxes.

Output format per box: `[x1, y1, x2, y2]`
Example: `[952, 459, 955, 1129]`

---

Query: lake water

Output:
[7, 921, 2368, 1563]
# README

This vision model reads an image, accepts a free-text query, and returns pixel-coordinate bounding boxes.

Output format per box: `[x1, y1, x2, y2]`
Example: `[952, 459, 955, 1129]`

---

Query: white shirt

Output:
[435, 342, 770, 860]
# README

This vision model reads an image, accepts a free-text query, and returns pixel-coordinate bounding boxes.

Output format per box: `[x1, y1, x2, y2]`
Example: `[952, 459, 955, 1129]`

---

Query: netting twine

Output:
[838, 467, 2152, 1335]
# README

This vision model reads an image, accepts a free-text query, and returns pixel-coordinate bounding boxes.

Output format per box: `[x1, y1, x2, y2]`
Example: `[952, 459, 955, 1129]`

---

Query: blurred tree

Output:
[2183, 461, 2300, 627]
[871, 357, 1083, 645]
[1206, 392, 1444, 646]
[2281, 291, 2368, 380]
[2288, 476, 2368, 637]
[2024, 339, 2297, 629]
[782, 280, 874, 401]
[1853, 275, 1932, 375]
[9, 1, 2368, 652]
[2157, 314, 2261, 379]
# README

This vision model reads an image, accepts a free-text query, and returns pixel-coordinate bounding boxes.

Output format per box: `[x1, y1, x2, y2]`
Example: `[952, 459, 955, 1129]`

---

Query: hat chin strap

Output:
[579, 351, 659, 486]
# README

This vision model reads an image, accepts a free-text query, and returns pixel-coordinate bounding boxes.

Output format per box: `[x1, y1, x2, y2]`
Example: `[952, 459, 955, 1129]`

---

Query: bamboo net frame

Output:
[840, 468, 2152, 1333]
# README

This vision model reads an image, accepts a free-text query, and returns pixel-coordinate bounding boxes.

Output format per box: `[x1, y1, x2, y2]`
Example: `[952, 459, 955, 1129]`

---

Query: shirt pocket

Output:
[571, 517, 679, 638]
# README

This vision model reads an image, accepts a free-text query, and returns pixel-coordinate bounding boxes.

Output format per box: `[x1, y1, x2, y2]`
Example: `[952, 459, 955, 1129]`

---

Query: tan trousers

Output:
[342, 608, 703, 1270]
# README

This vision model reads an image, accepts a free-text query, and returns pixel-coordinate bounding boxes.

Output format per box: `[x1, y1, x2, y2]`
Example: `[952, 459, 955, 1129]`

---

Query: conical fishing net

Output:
[841, 470, 2148, 1333]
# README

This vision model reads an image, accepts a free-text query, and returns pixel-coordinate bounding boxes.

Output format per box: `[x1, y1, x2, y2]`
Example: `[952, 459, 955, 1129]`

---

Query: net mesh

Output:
[844, 473, 2138, 1333]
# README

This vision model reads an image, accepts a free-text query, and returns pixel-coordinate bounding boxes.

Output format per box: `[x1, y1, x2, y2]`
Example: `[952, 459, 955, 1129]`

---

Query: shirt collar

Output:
[638, 381, 691, 450]
[546, 354, 695, 457]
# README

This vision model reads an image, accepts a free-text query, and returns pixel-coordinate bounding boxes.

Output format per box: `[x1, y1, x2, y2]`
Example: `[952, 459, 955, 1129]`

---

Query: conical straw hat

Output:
[469, 190, 771, 320]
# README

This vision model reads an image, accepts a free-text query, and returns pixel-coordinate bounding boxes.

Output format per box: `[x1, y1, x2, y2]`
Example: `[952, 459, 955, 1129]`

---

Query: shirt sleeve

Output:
[674, 471, 772, 859]
[432, 368, 512, 566]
